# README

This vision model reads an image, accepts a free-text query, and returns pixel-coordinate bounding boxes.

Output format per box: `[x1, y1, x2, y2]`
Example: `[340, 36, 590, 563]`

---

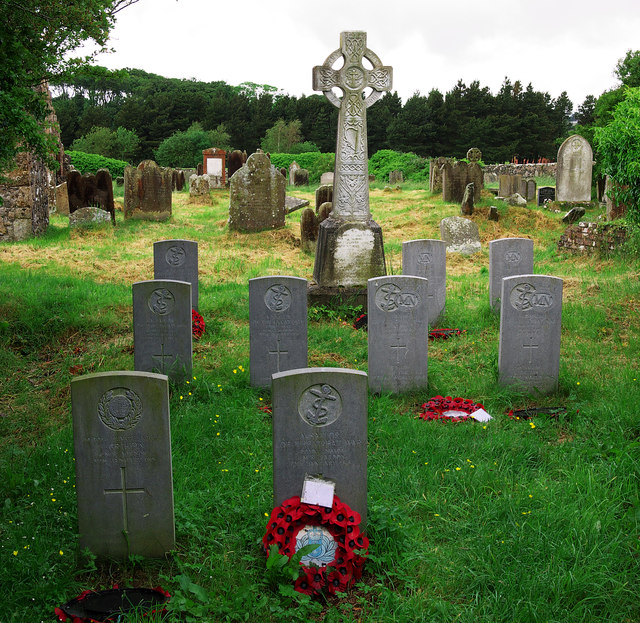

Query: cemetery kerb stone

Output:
[368, 276, 429, 394]
[272, 367, 368, 525]
[489, 238, 534, 312]
[311, 31, 391, 288]
[402, 239, 447, 325]
[498, 274, 563, 394]
[440, 216, 481, 254]
[153, 239, 199, 311]
[133, 279, 192, 383]
[71, 370, 174, 558]
[228, 150, 285, 232]
[249, 276, 308, 388]
[556, 135, 593, 202]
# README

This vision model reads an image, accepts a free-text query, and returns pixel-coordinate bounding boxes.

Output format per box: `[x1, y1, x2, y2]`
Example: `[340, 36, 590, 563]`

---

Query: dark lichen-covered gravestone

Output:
[124, 160, 172, 221]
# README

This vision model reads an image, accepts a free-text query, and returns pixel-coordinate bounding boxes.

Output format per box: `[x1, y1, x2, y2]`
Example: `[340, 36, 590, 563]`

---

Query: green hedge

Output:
[269, 152, 335, 184]
[368, 150, 429, 182]
[67, 151, 130, 177]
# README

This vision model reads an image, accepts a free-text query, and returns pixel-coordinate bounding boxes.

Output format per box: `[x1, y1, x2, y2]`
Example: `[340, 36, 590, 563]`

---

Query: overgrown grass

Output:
[1, 186, 638, 622]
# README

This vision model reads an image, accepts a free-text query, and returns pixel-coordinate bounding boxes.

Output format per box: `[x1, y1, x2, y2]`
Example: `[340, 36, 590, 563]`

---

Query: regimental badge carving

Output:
[418, 252, 432, 264]
[98, 387, 143, 431]
[375, 283, 421, 312]
[296, 525, 338, 567]
[298, 384, 342, 427]
[148, 288, 175, 315]
[165, 245, 186, 266]
[504, 251, 521, 264]
[264, 284, 292, 312]
[510, 282, 554, 311]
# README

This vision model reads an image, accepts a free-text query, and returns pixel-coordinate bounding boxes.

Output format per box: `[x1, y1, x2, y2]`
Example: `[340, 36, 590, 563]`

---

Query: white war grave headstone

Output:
[498, 275, 563, 394]
[249, 276, 308, 388]
[489, 238, 534, 312]
[71, 371, 174, 558]
[312, 31, 392, 289]
[153, 239, 199, 311]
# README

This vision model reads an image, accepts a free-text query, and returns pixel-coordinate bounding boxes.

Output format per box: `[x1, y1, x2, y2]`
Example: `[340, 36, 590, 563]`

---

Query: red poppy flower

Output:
[192, 309, 205, 339]
[326, 568, 351, 594]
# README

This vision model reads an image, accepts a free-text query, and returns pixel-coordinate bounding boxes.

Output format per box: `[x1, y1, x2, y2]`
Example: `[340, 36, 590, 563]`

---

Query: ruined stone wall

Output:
[484, 163, 557, 183]
[557, 222, 626, 254]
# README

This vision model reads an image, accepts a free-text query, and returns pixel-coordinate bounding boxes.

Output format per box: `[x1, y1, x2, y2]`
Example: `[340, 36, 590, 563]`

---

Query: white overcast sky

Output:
[84, 0, 640, 108]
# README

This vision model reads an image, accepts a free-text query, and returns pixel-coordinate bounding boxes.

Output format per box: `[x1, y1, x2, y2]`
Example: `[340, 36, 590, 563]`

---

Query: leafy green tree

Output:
[155, 122, 231, 168]
[261, 120, 302, 153]
[0, 0, 139, 177]
[71, 126, 140, 161]
[594, 87, 640, 223]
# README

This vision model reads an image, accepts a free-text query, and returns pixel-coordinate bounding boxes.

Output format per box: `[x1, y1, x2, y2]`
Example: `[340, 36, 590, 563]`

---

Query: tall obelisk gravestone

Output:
[311, 32, 392, 302]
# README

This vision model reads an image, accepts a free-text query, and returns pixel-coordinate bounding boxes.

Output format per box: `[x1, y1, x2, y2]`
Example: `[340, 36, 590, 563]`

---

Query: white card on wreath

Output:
[470, 408, 493, 422]
[301, 475, 335, 507]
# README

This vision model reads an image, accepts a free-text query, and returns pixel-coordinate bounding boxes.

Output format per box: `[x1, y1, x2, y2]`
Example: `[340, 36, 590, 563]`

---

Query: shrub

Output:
[66, 150, 129, 177]
[368, 149, 429, 182]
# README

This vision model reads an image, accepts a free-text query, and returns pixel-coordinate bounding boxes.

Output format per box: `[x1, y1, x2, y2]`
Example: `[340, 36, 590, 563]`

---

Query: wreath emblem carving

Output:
[98, 387, 143, 431]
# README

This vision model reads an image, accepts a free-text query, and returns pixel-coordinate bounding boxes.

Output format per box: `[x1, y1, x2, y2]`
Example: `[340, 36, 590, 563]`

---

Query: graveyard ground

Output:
[0, 184, 638, 622]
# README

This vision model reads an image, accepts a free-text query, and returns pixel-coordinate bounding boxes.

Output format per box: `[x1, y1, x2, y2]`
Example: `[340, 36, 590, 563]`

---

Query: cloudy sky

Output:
[86, 0, 640, 108]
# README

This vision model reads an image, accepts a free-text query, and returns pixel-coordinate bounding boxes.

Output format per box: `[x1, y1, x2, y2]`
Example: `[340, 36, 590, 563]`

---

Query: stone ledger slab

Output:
[249, 276, 308, 388]
[401, 239, 446, 325]
[153, 239, 199, 311]
[71, 370, 174, 558]
[440, 216, 481, 254]
[489, 238, 534, 312]
[498, 275, 563, 394]
[368, 276, 429, 394]
[133, 279, 192, 383]
[272, 367, 368, 525]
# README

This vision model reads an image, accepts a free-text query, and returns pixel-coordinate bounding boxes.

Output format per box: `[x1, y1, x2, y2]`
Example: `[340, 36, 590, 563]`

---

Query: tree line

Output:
[52, 66, 576, 165]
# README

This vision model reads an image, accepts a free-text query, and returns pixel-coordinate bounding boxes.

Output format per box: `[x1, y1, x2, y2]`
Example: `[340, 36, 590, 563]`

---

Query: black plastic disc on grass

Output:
[508, 407, 567, 420]
[58, 588, 169, 621]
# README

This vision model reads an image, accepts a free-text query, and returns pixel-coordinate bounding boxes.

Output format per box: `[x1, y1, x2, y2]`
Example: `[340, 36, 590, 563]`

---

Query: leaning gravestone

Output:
[368, 276, 429, 394]
[460, 182, 474, 215]
[402, 239, 446, 325]
[556, 135, 593, 202]
[69, 207, 112, 228]
[71, 370, 174, 558]
[153, 240, 199, 311]
[311, 31, 391, 289]
[489, 238, 534, 312]
[440, 216, 481, 254]
[124, 160, 172, 221]
[300, 208, 319, 254]
[498, 275, 563, 394]
[133, 279, 192, 383]
[272, 367, 368, 524]
[249, 276, 308, 388]
[228, 150, 285, 232]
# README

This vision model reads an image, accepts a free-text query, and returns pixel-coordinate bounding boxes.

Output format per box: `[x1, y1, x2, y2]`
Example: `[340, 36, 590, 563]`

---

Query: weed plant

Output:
[0, 186, 638, 621]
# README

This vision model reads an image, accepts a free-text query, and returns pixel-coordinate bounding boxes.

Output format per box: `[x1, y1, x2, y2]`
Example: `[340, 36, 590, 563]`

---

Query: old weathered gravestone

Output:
[525, 178, 537, 202]
[538, 186, 556, 206]
[389, 170, 403, 184]
[562, 206, 586, 223]
[498, 275, 563, 394]
[285, 196, 310, 214]
[320, 172, 334, 185]
[429, 157, 450, 193]
[442, 161, 482, 203]
[55, 182, 69, 215]
[315, 184, 333, 211]
[71, 370, 174, 558]
[133, 279, 192, 383]
[556, 135, 593, 202]
[228, 150, 285, 232]
[228, 150, 247, 179]
[95, 169, 115, 223]
[311, 31, 391, 289]
[402, 239, 447, 325]
[466, 147, 482, 163]
[69, 207, 112, 228]
[489, 238, 534, 312]
[289, 161, 300, 184]
[499, 174, 523, 198]
[153, 240, 199, 311]
[368, 276, 429, 394]
[300, 208, 319, 254]
[318, 202, 333, 222]
[293, 168, 309, 186]
[440, 216, 481, 254]
[272, 367, 368, 523]
[124, 160, 172, 221]
[249, 276, 308, 388]
[189, 174, 215, 197]
[461, 182, 474, 215]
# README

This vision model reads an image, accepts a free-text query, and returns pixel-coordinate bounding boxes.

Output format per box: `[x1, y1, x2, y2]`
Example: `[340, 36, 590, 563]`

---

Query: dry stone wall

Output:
[557, 222, 626, 254]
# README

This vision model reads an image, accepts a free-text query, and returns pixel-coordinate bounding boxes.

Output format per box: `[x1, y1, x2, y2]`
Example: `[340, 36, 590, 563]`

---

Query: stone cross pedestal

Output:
[311, 32, 391, 291]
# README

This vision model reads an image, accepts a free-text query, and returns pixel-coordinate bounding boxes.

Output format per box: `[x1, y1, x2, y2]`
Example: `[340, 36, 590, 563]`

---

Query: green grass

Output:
[0, 187, 639, 622]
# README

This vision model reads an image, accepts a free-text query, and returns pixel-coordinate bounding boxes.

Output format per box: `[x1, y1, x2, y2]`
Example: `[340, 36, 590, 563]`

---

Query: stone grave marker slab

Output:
[556, 135, 593, 202]
[71, 370, 174, 558]
[124, 160, 172, 221]
[402, 239, 446, 325]
[498, 275, 563, 394]
[368, 276, 429, 394]
[320, 172, 334, 185]
[489, 238, 534, 312]
[272, 367, 368, 524]
[249, 276, 308, 388]
[440, 216, 481, 254]
[538, 186, 555, 206]
[133, 279, 192, 383]
[153, 240, 199, 311]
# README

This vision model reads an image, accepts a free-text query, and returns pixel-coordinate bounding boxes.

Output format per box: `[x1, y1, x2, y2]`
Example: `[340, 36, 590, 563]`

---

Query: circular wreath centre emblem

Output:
[296, 525, 338, 567]
[98, 387, 143, 431]
[298, 384, 342, 427]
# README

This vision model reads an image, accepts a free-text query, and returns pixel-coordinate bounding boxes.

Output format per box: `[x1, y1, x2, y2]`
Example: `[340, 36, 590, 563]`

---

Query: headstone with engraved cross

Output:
[153, 239, 199, 311]
[368, 275, 429, 394]
[489, 238, 534, 312]
[133, 279, 192, 383]
[71, 370, 175, 558]
[311, 31, 392, 288]
[498, 274, 563, 394]
[249, 276, 308, 388]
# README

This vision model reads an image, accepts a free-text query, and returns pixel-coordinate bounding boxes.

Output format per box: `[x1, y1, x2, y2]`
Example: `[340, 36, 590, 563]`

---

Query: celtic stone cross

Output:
[313, 32, 392, 222]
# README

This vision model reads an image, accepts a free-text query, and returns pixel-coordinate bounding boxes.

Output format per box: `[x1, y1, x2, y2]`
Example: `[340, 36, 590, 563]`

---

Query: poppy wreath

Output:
[263, 495, 369, 596]
[428, 328, 466, 340]
[418, 395, 485, 422]
[192, 309, 205, 340]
